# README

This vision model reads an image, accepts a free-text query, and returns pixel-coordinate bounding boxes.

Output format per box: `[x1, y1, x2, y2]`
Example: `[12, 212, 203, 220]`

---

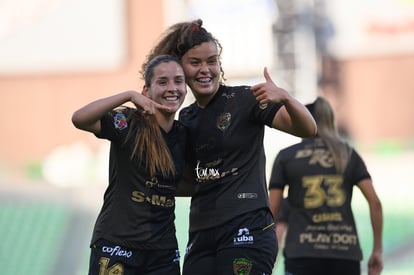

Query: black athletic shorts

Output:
[182, 208, 278, 275]
[88, 239, 180, 275]
[284, 257, 361, 275]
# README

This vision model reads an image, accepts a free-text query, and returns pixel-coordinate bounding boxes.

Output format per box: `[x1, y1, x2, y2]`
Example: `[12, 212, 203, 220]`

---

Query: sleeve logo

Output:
[113, 113, 128, 130]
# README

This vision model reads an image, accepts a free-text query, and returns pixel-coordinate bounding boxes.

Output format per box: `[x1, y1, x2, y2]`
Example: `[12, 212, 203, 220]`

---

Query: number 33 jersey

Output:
[269, 137, 371, 260]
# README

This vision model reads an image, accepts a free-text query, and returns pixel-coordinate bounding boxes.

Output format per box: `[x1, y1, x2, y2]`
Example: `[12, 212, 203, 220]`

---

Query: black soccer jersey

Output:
[90, 107, 187, 250]
[179, 85, 282, 232]
[269, 138, 371, 261]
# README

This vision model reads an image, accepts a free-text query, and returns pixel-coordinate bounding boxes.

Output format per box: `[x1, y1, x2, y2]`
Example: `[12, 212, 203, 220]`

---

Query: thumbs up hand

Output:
[250, 67, 289, 105]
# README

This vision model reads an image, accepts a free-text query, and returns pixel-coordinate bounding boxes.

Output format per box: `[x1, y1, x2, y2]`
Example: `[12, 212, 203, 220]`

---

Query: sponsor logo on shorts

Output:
[233, 257, 252, 275]
[234, 228, 254, 245]
[102, 245, 133, 258]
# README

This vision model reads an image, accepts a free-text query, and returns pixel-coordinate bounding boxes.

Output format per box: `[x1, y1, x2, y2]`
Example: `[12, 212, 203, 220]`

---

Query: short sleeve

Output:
[269, 151, 287, 190]
[95, 108, 131, 142]
[346, 149, 371, 185]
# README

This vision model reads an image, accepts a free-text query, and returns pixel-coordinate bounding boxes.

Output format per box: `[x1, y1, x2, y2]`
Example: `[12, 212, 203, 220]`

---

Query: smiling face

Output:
[181, 41, 221, 107]
[145, 61, 187, 114]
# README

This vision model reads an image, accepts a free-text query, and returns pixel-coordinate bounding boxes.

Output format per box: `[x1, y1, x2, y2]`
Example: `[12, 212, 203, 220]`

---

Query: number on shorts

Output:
[99, 257, 124, 275]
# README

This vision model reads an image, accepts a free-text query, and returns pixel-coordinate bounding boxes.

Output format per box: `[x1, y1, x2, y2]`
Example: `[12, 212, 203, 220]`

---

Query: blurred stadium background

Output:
[1, 0, 413, 274]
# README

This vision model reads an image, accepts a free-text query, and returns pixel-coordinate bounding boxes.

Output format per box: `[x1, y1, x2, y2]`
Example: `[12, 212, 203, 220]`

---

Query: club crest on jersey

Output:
[233, 258, 252, 275]
[217, 112, 231, 131]
[113, 113, 127, 130]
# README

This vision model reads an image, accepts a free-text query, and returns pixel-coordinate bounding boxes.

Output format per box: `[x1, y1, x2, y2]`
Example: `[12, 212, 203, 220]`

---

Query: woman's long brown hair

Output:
[307, 97, 352, 174]
[126, 55, 180, 178]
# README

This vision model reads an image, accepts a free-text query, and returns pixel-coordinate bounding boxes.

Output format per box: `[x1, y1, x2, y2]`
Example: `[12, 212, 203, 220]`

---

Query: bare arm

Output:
[250, 67, 317, 138]
[358, 178, 383, 275]
[269, 188, 285, 253]
[71, 90, 169, 134]
[271, 97, 316, 138]
[276, 221, 288, 248]
[269, 188, 284, 224]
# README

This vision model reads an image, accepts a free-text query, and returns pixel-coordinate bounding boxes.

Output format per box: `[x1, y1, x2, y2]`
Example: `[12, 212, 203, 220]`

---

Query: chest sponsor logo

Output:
[131, 191, 175, 207]
[234, 228, 254, 245]
[195, 161, 220, 180]
[195, 161, 239, 182]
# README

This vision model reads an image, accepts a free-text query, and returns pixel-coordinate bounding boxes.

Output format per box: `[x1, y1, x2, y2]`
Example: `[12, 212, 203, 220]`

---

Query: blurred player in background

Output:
[269, 96, 383, 275]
